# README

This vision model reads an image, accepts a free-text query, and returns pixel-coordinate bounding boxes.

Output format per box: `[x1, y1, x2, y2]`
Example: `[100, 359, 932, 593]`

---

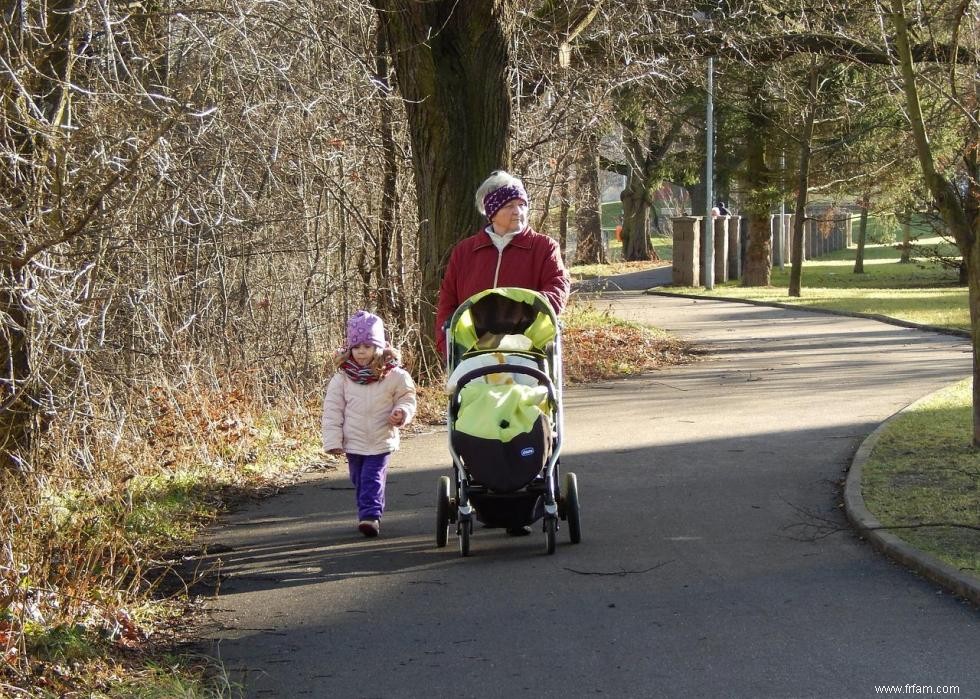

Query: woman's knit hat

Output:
[477, 171, 528, 222]
[346, 311, 385, 349]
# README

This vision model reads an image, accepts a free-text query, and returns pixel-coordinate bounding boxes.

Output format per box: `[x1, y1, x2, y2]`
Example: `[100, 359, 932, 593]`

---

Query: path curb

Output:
[643, 289, 971, 339]
[645, 289, 979, 605]
[845, 392, 980, 607]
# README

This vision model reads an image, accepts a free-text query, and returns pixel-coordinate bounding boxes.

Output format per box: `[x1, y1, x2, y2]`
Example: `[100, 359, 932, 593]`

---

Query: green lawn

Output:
[670, 238, 968, 331]
[861, 380, 979, 576]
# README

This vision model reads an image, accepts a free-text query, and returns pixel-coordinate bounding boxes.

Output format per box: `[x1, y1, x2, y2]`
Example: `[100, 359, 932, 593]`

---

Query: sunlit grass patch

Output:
[102, 655, 237, 698]
[861, 380, 980, 575]
[668, 241, 968, 331]
[125, 470, 222, 549]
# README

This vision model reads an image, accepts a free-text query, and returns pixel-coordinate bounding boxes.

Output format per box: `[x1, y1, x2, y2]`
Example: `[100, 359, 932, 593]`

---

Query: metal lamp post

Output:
[704, 56, 715, 290]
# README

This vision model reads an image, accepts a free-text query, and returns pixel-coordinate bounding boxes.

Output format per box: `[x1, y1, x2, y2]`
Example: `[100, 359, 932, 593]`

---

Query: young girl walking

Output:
[321, 311, 417, 537]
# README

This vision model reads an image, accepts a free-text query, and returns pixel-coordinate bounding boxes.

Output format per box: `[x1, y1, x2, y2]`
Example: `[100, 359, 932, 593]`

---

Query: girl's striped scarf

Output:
[341, 358, 397, 385]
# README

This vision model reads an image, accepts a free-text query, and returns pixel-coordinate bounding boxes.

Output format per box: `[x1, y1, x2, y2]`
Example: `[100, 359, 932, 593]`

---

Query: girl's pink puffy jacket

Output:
[321, 368, 416, 455]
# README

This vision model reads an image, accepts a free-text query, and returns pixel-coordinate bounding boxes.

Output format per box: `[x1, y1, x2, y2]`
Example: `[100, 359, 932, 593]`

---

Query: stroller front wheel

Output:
[458, 516, 472, 557]
[563, 472, 581, 544]
[544, 516, 557, 555]
[436, 476, 451, 548]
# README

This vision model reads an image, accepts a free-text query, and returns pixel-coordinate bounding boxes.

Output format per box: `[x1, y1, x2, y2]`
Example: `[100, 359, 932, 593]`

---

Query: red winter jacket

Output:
[435, 227, 570, 356]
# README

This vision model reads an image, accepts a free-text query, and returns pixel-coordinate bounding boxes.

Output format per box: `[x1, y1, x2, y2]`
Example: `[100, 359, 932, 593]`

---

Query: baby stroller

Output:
[436, 287, 581, 556]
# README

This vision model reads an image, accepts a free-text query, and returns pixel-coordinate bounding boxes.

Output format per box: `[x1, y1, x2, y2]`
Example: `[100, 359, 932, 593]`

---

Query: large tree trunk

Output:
[0, 275, 33, 469]
[573, 131, 606, 265]
[615, 107, 687, 262]
[1, 0, 75, 468]
[373, 0, 513, 354]
[890, 0, 980, 444]
[620, 174, 653, 261]
[788, 58, 818, 298]
[742, 90, 773, 286]
[558, 164, 571, 257]
[374, 28, 400, 324]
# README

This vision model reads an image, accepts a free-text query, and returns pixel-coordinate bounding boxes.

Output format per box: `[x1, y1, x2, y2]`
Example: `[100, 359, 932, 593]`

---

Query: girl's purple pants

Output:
[347, 452, 391, 521]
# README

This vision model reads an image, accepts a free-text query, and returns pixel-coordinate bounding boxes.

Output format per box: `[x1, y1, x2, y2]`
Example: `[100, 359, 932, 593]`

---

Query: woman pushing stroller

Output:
[436, 170, 573, 540]
[435, 170, 571, 359]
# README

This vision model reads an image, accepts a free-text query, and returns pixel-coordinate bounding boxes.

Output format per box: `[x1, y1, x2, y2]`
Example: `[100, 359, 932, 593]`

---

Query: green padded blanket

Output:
[456, 383, 550, 443]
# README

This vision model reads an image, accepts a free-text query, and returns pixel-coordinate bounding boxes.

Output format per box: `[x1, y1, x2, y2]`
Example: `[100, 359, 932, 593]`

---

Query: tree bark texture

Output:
[789, 58, 818, 298]
[616, 107, 689, 262]
[375, 28, 400, 324]
[742, 86, 773, 286]
[620, 174, 653, 261]
[0, 273, 32, 468]
[1, 0, 75, 467]
[573, 131, 606, 265]
[373, 0, 514, 346]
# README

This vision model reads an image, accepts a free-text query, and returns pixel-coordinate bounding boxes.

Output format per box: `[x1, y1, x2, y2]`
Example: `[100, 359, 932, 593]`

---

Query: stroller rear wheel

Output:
[436, 476, 451, 548]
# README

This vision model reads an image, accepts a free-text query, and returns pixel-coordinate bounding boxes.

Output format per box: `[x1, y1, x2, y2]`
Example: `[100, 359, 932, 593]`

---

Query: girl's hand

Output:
[327, 448, 344, 455]
[389, 408, 405, 426]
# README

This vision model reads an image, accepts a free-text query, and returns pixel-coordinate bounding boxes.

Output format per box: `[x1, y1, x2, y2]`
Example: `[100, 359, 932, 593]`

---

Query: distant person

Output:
[321, 311, 417, 538]
[435, 170, 570, 358]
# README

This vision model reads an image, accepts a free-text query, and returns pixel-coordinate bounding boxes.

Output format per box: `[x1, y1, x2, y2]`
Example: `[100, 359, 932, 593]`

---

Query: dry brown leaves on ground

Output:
[562, 324, 694, 384]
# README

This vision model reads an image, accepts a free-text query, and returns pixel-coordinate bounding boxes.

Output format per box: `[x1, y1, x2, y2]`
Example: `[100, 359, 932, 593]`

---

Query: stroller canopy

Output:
[448, 287, 558, 358]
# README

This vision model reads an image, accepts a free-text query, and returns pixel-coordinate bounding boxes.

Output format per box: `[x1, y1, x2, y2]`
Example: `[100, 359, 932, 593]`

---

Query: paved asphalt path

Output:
[199, 290, 980, 699]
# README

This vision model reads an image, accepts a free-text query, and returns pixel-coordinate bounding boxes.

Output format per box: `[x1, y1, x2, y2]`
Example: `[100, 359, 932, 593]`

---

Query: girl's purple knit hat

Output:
[346, 311, 385, 349]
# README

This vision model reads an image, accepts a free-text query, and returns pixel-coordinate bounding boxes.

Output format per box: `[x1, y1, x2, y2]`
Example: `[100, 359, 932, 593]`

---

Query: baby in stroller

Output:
[435, 288, 581, 556]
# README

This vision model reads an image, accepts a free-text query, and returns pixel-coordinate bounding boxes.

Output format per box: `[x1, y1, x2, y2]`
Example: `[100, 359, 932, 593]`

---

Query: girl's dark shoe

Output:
[358, 520, 380, 537]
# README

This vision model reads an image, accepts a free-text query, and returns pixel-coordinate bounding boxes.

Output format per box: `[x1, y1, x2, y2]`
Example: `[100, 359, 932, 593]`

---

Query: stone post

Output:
[727, 215, 741, 280]
[672, 216, 701, 287]
[771, 214, 783, 268]
[714, 217, 729, 283]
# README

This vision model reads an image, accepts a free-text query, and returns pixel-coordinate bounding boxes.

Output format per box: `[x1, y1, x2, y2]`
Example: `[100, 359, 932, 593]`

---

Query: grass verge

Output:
[667, 239, 968, 331]
[861, 380, 980, 576]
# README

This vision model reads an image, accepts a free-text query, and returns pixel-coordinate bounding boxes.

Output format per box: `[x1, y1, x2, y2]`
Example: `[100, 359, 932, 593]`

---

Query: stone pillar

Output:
[771, 214, 783, 268]
[714, 217, 729, 283]
[845, 215, 853, 247]
[727, 215, 741, 280]
[672, 216, 701, 287]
